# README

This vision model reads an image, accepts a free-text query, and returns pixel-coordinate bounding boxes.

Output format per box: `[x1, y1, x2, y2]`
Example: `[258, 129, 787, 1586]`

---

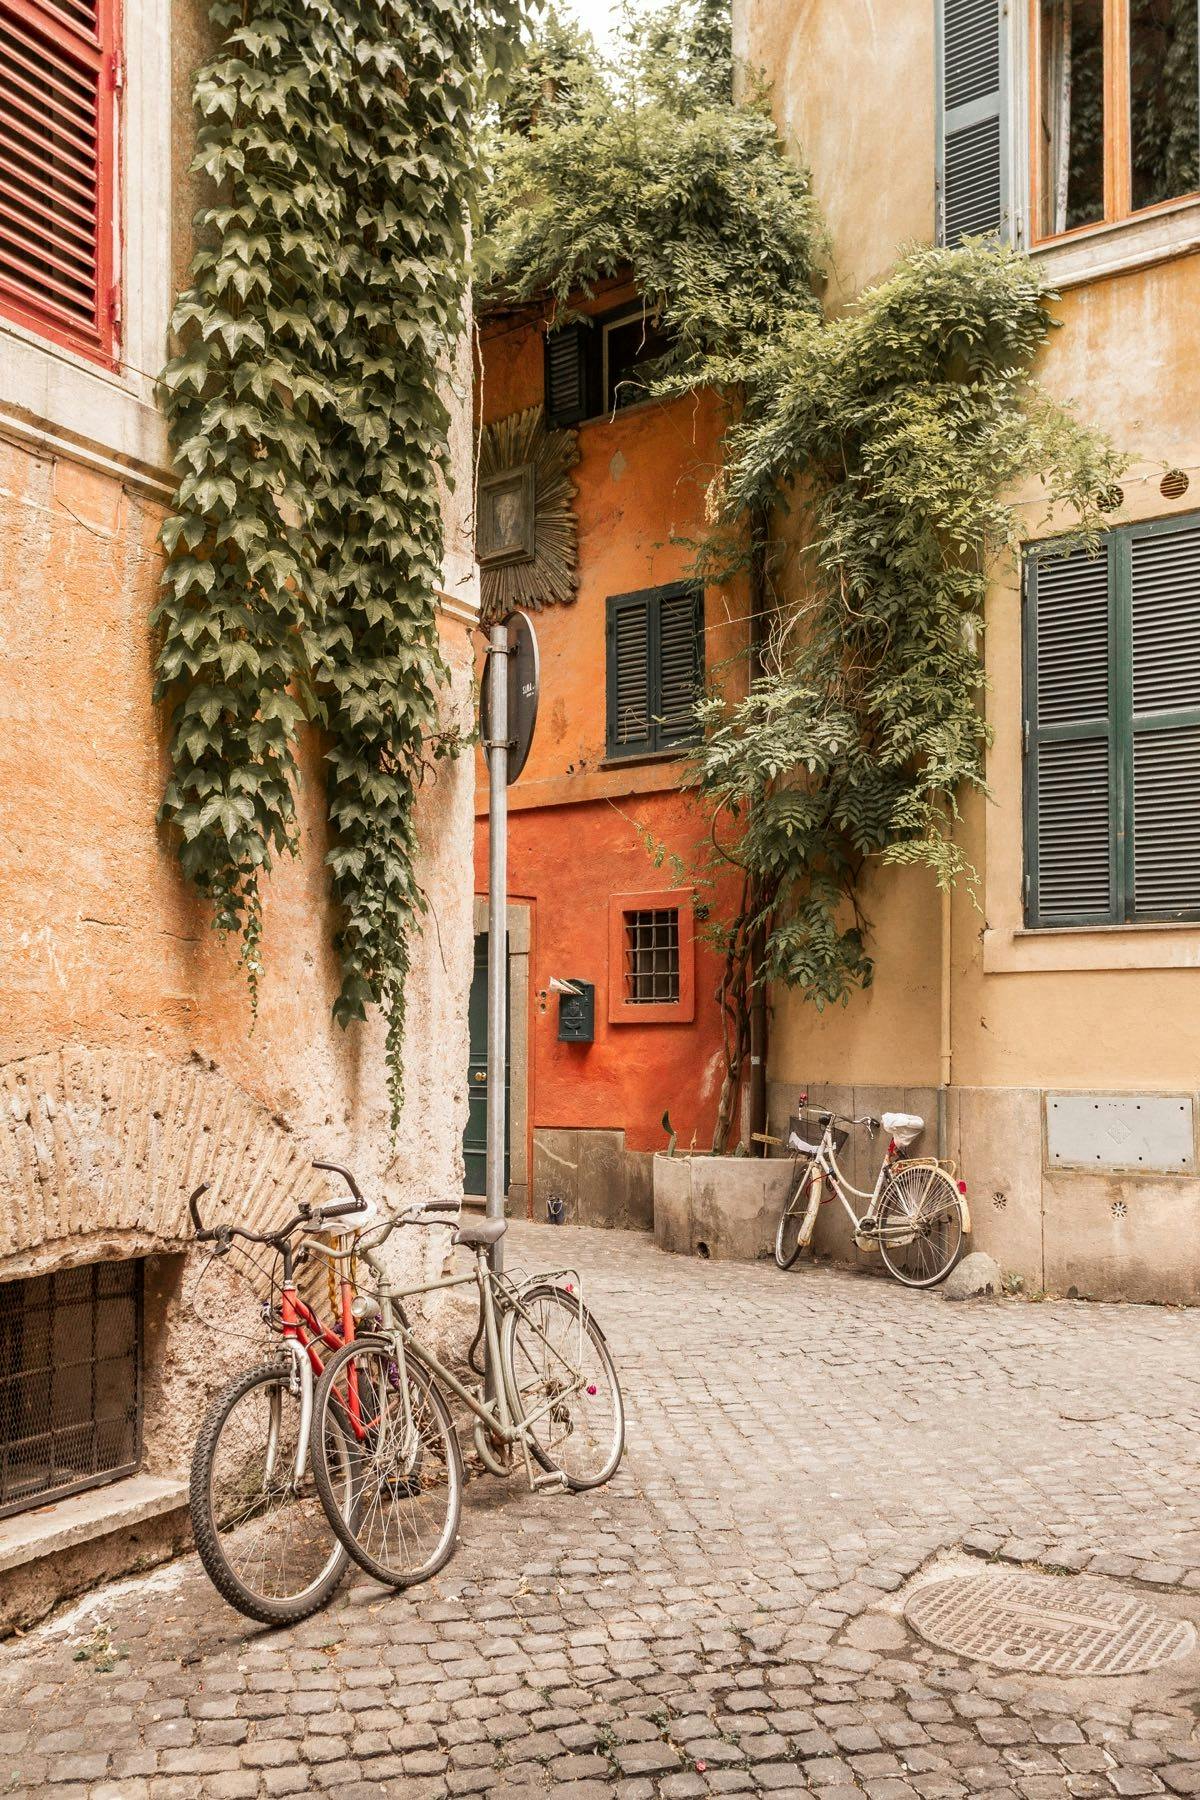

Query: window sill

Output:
[1030, 197, 1200, 290]
[599, 748, 692, 771]
[983, 921, 1200, 974]
[0, 1472, 186, 1575]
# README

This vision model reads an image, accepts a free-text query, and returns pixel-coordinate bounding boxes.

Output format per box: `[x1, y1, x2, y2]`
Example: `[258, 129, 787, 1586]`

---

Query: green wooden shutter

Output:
[545, 323, 588, 427]
[1025, 544, 1117, 925]
[607, 593, 653, 756]
[655, 587, 704, 747]
[937, 0, 1008, 245]
[1128, 519, 1200, 919]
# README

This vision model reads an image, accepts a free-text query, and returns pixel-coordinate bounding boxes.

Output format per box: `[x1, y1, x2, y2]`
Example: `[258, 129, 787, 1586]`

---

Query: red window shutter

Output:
[0, 0, 119, 364]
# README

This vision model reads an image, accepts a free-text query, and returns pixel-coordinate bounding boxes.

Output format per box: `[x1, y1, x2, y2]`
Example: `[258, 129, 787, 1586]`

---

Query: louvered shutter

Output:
[1129, 522, 1200, 918]
[937, 0, 1008, 246]
[0, 0, 119, 360]
[544, 323, 588, 428]
[656, 587, 703, 746]
[1025, 546, 1116, 925]
[607, 593, 653, 756]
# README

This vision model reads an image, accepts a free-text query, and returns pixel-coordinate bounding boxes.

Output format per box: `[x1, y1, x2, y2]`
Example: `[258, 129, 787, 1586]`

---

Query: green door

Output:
[463, 933, 509, 1197]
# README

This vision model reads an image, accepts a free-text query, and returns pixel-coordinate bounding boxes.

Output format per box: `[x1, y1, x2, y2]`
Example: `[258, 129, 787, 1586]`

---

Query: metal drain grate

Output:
[905, 1570, 1195, 1676]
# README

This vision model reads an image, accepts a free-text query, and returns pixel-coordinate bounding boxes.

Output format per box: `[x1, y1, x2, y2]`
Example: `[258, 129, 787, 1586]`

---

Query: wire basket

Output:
[788, 1114, 848, 1154]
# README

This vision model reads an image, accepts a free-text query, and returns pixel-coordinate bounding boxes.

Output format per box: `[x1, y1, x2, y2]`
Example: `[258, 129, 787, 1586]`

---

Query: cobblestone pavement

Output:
[4, 1220, 1200, 1800]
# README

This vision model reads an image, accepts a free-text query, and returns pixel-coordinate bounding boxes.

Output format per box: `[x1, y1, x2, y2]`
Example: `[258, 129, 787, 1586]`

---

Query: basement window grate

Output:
[0, 1260, 143, 1520]
[624, 907, 680, 1005]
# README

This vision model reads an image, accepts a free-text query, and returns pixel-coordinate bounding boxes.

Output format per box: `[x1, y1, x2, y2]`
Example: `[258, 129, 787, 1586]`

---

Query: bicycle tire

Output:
[500, 1284, 624, 1491]
[774, 1160, 816, 1270]
[311, 1337, 462, 1590]
[876, 1163, 965, 1289]
[189, 1360, 352, 1626]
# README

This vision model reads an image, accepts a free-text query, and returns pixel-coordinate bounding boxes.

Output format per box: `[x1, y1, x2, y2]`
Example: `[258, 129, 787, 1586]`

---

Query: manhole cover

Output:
[904, 1570, 1196, 1676]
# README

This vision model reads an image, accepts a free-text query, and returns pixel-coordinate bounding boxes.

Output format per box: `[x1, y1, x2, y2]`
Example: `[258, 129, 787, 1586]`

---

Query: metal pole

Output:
[485, 622, 509, 1275]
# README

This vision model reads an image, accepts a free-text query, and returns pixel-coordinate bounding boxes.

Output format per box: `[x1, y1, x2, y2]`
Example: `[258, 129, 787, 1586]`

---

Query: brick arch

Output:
[0, 1046, 326, 1276]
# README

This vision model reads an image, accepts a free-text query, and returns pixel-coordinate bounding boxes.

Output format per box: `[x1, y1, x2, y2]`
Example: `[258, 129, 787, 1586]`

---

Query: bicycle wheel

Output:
[311, 1338, 461, 1590]
[775, 1160, 816, 1270]
[190, 1360, 353, 1626]
[876, 1163, 965, 1288]
[500, 1284, 624, 1490]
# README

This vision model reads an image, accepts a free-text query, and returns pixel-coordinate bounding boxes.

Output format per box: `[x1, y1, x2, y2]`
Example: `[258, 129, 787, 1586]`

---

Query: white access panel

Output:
[1045, 1094, 1195, 1174]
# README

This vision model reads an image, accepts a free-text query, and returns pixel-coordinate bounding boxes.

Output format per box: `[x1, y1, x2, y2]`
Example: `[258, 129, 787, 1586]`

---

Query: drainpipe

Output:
[937, 879, 952, 1160]
[748, 506, 769, 1155]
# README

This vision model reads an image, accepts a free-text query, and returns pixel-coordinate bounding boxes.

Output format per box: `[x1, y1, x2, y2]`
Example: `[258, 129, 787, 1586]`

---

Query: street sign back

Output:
[482, 609, 540, 784]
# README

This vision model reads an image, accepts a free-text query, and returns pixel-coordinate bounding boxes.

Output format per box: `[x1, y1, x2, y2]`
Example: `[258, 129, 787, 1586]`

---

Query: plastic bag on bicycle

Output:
[787, 1130, 824, 1156]
[881, 1111, 924, 1148]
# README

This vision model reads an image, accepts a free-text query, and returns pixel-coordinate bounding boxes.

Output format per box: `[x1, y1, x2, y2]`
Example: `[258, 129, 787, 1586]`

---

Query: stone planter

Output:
[653, 1151, 796, 1262]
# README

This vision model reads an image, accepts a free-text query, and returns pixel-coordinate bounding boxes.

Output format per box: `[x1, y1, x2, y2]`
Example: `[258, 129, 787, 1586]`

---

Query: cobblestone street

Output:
[4, 1220, 1200, 1800]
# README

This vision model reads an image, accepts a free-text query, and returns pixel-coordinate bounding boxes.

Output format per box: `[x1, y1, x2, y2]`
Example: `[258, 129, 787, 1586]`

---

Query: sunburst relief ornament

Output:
[476, 405, 580, 620]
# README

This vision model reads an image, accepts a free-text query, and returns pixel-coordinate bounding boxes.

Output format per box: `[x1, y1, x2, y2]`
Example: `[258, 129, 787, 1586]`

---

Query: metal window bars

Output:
[624, 907, 680, 1004]
[0, 1259, 143, 1520]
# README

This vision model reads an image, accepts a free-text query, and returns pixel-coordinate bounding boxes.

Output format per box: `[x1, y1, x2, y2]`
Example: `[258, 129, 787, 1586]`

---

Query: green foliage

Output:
[696, 241, 1122, 1010]
[155, 0, 526, 1122]
[480, 0, 824, 381]
[483, 5, 1121, 1136]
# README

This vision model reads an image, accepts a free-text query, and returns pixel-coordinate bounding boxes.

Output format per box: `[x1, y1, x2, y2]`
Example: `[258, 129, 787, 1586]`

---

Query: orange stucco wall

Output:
[475, 289, 749, 1161]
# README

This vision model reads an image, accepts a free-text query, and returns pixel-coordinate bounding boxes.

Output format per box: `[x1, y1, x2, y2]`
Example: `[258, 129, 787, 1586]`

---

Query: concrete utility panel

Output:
[1045, 1093, 1194, 1173]
[905, 1570, 1195, 1677]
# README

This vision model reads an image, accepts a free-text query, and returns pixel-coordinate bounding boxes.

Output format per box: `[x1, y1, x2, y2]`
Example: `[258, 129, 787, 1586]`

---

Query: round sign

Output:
[481, 610, 540, 784]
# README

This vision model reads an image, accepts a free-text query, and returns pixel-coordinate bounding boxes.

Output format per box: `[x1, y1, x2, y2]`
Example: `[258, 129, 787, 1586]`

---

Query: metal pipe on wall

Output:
[485, 623, 509, 1274]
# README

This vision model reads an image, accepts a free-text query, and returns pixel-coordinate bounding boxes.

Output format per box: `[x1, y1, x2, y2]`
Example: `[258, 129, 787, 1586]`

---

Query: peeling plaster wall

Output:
[0, 0, 479, 1616]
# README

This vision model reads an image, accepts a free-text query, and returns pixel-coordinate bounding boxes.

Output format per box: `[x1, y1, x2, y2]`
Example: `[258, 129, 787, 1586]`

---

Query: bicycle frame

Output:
[270, 1239, 359, 1493]
[340, 1238, 591, 1493]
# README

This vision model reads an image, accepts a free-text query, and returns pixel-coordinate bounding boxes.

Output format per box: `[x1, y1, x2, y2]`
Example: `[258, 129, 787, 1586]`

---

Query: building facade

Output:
[739, 0, 1200, 1302]
[473, 281, 749, 1228]
[0, 0, 477, 1626]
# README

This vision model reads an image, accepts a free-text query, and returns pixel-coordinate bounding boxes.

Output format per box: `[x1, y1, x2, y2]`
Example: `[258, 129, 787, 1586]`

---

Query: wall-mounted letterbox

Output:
[557, 980, 595, 1043]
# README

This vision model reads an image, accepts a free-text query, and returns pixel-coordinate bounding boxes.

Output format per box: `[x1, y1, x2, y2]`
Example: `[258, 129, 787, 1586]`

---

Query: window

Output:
[624, 908, 680, 1005]
[606, 583, 704, 760]
[1023, 513, 1200, 927]
[0, 1259, 143, 1519]
[1032, 0, 1200, 242]
[0, 0, 120, 363]
[544, 304, 671, 427]
[608, 889, 696, 1023]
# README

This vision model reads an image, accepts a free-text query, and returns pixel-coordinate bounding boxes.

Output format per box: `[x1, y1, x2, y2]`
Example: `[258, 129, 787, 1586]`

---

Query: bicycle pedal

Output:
[531, 1470, 569, 1493]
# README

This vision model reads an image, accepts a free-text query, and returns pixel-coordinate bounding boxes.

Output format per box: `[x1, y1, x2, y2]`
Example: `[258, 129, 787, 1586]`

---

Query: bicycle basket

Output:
[788, 1114, 848, 1153]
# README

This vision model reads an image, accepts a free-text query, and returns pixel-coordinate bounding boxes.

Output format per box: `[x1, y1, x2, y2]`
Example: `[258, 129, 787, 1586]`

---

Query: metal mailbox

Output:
[557, 980, 595, 1043]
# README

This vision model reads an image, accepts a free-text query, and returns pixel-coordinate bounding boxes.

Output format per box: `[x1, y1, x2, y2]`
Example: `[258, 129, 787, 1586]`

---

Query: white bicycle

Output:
[771, 1102, 970, 1288]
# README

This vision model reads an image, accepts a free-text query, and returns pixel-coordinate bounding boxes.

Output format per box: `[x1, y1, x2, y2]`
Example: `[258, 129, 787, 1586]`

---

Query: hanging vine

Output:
[155, 0, 527, 1122]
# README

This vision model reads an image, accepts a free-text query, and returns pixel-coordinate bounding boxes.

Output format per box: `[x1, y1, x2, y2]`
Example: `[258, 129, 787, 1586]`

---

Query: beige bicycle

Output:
[772, 1102, 970, 1288]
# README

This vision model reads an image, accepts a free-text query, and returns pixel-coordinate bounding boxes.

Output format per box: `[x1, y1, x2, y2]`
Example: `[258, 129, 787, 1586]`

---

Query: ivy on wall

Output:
[155, 0, 526, 1121]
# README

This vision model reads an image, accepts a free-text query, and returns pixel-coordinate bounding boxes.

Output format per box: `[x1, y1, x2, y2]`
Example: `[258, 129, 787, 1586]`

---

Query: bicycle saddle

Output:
[453, 1217, 508, 1249]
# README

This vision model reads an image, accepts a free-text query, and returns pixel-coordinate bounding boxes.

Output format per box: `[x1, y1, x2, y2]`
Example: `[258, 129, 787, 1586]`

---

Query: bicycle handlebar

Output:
[798, 1106, 880, 1132]
[311, 1159, 364, 1202]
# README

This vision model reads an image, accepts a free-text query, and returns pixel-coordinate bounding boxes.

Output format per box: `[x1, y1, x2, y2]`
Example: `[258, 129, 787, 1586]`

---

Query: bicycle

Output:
[307, 1206, 624, 1591]
[772, 1102, 970, 1288]
[187, 1162, 374, 1625]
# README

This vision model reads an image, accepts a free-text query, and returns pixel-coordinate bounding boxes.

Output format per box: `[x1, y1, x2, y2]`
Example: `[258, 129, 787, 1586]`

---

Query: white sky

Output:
[556, 0, 625, 51]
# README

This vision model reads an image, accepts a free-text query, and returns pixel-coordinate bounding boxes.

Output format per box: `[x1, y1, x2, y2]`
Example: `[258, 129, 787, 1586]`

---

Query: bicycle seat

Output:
[453, 1217, 508, 1249]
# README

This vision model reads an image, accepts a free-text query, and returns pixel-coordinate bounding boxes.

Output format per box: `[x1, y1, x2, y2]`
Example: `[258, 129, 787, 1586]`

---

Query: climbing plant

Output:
[155, 0, 527, 1123]
[483, 4, 1121, 1150]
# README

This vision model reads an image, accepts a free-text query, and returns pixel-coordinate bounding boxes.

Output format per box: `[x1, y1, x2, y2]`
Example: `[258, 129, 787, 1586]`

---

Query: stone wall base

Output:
[768, 1079, 1200, 1305]
[531, 1128, 653, 1231]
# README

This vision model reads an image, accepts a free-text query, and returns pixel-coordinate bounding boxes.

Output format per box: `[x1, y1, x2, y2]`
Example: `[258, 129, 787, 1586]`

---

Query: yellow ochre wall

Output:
[737, 0, 1200, 1300]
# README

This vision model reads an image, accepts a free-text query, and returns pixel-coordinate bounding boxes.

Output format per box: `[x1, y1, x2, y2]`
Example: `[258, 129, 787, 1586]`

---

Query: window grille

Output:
[624, 907, 680, 1005]
[0, 1259, 143, 1520]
